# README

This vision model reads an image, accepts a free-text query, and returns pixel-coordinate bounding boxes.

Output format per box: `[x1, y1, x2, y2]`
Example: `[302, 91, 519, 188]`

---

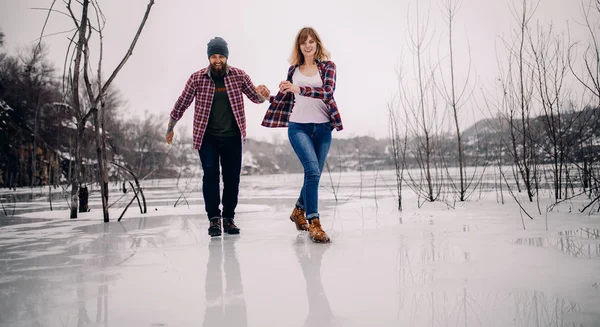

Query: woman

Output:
[261, 27, 343, 243]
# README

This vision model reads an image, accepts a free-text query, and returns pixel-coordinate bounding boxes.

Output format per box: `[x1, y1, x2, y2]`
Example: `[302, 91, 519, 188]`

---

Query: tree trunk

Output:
[70, 129, 82, 218]
[31, 100, 41, 187]
[70, 0, 90, 218]
[79, 186, 88, 212]
[425, 133, 434, 202]
[93, 108, 109, 222]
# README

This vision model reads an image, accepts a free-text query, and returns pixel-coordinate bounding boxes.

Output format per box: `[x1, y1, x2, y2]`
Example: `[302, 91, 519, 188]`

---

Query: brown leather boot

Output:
[290, 206, 309, 231]
[208, 218, 222, 237]
[308, 218, 331, 243]
[223, 218, 240, 234]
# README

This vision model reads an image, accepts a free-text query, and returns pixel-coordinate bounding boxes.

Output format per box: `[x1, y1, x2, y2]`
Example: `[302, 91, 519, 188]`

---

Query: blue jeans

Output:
[198, 134, 242, 220]
[287, 122, 332, 220]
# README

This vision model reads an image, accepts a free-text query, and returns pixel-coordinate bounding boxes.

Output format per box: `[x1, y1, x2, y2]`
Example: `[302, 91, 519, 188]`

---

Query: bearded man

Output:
[166, 36, 270, 237]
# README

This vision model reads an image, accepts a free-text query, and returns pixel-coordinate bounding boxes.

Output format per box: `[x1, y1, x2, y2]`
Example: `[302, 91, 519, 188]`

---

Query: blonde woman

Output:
[260, 27, 343, 243]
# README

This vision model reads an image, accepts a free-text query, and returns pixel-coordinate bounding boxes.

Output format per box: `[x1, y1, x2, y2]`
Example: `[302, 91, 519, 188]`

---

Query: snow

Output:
[61, 118, 78, 130]
[0, 171, 599, 326]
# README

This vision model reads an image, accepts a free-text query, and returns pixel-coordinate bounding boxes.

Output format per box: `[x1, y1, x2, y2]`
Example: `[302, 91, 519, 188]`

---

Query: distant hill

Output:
[240, 107, 600, 175]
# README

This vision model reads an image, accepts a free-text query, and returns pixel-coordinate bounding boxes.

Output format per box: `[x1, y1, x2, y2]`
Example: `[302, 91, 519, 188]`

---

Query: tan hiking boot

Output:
[308, 218, 331, 243]
[290, 207, 309, 231]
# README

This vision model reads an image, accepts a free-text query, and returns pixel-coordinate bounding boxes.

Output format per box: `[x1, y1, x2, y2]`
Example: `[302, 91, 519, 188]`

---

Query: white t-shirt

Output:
[288, 67, 330, 123]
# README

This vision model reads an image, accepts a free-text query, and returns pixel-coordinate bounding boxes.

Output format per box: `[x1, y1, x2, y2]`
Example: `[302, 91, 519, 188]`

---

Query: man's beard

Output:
[210, 62, 227, 76]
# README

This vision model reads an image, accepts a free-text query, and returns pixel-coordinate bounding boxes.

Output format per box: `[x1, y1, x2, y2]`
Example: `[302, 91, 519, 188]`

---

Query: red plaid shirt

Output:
[170, 65, 264, 149]
[261, 60, 343, 131]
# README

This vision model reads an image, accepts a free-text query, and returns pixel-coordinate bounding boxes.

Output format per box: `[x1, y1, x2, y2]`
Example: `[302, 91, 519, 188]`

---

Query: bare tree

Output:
[438, 0, 476, 201]
[388, 95, 409, 211]
[56, 0, 155, 220]
[23, 45, 55, 187]
[568, 1, 600, 205]
[130, 112, 168, 178]
[570, 0, 600, 106]
[528, 24, 574, 201]
[401, 0, 444, 203]
[495, 0, 540, 202]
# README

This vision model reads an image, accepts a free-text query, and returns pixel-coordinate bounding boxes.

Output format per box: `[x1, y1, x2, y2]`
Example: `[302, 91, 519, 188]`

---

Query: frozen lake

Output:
[1, 170, 600, 326]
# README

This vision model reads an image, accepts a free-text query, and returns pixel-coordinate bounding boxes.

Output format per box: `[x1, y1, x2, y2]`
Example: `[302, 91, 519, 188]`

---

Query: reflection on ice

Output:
[396, 289, 584, 327]
[514, 228, 600, 259]
[203, 236, 247, 327]
[294, 235, 335, 327]
[393, 233, 588, 326]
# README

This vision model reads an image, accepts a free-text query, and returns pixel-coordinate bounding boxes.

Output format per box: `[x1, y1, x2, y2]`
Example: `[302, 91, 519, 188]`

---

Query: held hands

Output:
[256, 85, 270, 100]
[165, 130, 174, 145]
[279, 81, 300, 94]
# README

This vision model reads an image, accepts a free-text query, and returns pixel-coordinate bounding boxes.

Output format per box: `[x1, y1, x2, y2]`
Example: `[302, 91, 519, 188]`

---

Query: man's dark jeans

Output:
[198, 133, 242, 220]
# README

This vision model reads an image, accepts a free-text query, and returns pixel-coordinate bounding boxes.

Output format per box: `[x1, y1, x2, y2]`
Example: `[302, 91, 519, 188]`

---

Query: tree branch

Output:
[99, 0, 155, 100]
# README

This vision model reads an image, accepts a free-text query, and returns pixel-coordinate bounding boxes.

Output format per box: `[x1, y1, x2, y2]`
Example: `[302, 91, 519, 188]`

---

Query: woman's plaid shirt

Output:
[261, 60, 343, 131]
[169, 65, 264, 149]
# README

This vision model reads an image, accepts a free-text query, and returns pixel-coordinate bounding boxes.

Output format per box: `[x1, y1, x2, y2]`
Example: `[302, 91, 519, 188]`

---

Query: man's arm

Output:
[241, 72, 266, 104]
[165, 74, 196, 143]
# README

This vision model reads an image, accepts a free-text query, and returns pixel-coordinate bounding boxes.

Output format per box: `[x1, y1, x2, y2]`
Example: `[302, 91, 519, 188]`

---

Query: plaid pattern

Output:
[170, 65, 264, 149]
[261, 60, 343, 131]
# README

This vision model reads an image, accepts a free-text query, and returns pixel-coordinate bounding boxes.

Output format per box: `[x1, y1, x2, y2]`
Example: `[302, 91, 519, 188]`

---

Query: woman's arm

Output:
[298, 61, 336, 101]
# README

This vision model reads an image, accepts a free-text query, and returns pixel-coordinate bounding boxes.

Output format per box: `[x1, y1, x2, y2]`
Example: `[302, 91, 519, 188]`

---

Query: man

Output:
[166, 36, 270, 237]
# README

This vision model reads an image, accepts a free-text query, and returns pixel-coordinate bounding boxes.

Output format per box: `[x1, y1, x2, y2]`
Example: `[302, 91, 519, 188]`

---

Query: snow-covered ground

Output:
[1, 170, 600, 326]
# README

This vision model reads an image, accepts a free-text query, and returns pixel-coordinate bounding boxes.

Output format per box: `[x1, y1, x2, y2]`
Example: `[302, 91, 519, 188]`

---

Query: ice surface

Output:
[1, 171, 600, 326]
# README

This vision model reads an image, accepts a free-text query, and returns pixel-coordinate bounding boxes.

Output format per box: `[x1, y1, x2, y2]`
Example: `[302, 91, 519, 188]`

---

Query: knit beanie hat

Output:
[207, 37, 229, 58]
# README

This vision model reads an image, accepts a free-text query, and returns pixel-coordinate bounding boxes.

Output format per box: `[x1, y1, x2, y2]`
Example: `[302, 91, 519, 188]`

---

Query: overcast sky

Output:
[0, 0, 593, 141]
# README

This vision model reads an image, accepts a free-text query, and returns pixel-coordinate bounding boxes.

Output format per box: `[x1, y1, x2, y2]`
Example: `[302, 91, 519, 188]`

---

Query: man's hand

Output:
[166, 117, 177, 144]
[166, 130, 174, 144]
[256, 85, 270, 99]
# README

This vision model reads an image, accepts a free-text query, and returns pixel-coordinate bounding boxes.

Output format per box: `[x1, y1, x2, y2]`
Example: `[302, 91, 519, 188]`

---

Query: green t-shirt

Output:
[206, 74, 240, 137]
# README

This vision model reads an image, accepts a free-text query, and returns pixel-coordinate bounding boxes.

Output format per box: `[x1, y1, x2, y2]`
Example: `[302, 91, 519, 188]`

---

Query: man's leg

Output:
[199, 134, 222, 236]
[220, 135, 242, 234]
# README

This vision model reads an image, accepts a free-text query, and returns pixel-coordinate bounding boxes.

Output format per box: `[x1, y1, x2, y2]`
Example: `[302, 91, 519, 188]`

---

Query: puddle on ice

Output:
[513, 228, 600, 259]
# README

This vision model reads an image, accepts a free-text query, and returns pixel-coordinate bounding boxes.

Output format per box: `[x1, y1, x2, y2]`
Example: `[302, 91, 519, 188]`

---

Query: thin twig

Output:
[580, 194, 600, 213]
[118, 188, 138, 222]
[500, 166, 535, 221]
[0, 200, 7, 216]
[128, 181, 143, 214]
[33, 0, 58, 52]
[325, 161, 338, 203]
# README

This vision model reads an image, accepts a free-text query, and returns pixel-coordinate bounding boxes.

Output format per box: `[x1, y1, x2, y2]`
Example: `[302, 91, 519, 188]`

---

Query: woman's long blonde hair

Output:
[288, 27, 331, 66]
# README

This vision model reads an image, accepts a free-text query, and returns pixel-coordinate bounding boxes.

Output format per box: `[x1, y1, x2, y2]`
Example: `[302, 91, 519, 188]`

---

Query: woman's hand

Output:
[279, 81, 300, 94]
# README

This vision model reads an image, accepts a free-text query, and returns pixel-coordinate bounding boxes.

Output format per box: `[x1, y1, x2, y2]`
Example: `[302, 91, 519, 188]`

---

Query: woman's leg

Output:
[288, 123, 319, 219]
[288, 123, 332, 220]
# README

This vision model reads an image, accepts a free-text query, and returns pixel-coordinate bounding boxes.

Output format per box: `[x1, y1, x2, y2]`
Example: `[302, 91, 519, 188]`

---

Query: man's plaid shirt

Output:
[261, 60, 343, 131]
[170, 65, 264, 149]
